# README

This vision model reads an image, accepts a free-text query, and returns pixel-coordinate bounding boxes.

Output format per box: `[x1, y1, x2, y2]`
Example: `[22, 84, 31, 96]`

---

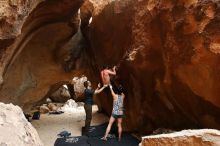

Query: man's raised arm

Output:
[107, 66, 116, 75]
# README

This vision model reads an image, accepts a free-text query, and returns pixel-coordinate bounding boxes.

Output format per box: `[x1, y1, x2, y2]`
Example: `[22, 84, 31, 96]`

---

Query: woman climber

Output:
[101, 84, 125, 141]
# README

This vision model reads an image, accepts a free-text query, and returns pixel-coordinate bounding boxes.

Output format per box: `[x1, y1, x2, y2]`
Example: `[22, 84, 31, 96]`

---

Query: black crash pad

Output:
[82, 122, 117, 137]
[54, 136, 89, 146]
[55, 124, 140, 146]
[87, 133, 140, 146]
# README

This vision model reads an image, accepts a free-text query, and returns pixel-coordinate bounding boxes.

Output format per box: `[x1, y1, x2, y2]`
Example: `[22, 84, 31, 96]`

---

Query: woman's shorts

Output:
[112, 114, 125, 119]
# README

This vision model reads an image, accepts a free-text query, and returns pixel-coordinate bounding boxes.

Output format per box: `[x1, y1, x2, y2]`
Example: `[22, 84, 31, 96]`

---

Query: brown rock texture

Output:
[0, 0, 43, 85]
[140, 129, 220, 146]
[40, 105, 50, 113]
[1, 0, 220, 135]
[86, 0, 220, 133]
[47, 103, 58, 111]
[71, 76, 87, 101]
[50, 86, 71, 102]
[0, 0, 43, 40]
[0, 0, 87, 111]
[0, 102, 43, 146]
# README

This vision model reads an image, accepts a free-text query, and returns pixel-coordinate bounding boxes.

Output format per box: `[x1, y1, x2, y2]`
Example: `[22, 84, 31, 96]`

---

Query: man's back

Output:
[101, 66, 116, 85]
[84, 88, 94, 105]
[101, 69, 110, 85]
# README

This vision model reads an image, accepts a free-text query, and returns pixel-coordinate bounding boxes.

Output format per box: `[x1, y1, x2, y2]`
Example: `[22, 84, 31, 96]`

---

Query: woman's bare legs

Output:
[102, 116, 115, 140]
[117, 118, 123, 141]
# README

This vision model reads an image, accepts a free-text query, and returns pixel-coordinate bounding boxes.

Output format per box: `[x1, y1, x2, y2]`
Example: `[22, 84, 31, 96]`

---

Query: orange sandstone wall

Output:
[86, 0, 220, 134]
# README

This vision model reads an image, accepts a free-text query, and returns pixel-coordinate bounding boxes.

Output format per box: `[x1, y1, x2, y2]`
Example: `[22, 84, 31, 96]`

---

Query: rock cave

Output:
[1, 0, 220, 146]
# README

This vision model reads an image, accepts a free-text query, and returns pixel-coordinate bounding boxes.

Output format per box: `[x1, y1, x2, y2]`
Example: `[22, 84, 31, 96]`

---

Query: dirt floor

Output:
[32, 105, 109, 146]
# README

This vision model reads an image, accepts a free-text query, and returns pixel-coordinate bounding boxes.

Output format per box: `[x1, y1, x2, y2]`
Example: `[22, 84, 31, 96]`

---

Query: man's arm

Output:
[101, 71, 104, 79]
[107, 66, 116, 75]
[94, 83, 107, 94]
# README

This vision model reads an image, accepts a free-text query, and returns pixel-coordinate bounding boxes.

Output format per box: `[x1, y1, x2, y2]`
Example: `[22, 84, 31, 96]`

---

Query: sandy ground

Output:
[32, 105, 109, 146]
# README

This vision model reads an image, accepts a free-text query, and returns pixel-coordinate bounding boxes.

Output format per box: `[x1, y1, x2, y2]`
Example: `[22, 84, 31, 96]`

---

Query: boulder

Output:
[72, 76, 87, 100]
[85, 0, 220, 133]
[0, 102, 43, 146]
[61, 99, 84, 112]
[50, 86, 71, 103]
[48, 103, 58, 111]
[40, 105, 50, 114]
[140, 129, 220, 146]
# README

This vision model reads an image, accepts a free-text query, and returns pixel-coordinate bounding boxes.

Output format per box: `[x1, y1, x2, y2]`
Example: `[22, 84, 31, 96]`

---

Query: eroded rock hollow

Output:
[0, 0, 220, 135]
[0, 0, 89, 111]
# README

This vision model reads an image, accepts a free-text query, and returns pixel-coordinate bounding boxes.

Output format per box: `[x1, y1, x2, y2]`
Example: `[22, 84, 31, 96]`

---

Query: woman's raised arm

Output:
[109, 85, 117, 99]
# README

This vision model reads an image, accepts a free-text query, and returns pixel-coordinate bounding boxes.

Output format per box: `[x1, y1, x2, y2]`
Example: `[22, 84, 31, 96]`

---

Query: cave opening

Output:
[28, 75, 112, 146]
[31, 79, 110, 146]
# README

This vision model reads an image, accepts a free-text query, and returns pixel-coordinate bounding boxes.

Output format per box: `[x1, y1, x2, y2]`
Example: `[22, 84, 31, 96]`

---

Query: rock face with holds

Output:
[140, 129, 220, 146]
[85, 0, 220, 133]
[0, 103, 43, 146]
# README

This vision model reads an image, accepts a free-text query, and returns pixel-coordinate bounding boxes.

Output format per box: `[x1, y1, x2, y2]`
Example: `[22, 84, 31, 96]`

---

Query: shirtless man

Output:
[101, 65, 116, 85]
